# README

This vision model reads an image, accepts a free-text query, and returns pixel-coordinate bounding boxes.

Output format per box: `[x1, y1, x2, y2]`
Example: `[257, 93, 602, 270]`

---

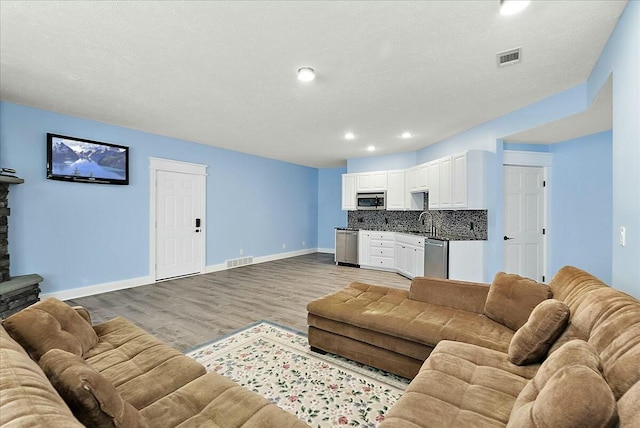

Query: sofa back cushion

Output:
[2, 297, 99, 361]
[508, 299, 570, 365]
[0, 325, 85, 427]
[409, 277, 489, 313]
[508, 340, 618, 428]
[549, 266, 640, 404]
[484, 272, 552, 331]
[40, 349, 147, 428]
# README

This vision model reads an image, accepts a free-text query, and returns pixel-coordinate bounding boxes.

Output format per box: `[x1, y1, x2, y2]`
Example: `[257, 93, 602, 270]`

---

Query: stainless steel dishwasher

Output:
[424, 237, 449, 278]
[335, 228, 359, 266]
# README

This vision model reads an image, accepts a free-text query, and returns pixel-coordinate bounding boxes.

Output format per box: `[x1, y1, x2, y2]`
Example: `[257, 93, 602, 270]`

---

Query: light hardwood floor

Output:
[68, 253, 410, 352]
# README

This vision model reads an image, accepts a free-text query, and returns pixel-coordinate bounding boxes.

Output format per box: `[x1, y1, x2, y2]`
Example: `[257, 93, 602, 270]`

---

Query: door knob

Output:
[503, 235, 514, 241]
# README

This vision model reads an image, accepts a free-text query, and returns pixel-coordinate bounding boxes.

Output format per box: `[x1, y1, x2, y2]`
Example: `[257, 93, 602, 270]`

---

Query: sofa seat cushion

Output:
[2, 297, 99, 361]
[83, 317, 205, 409]
[39, 349, 147, 428]
[307, 282, 514, 352]
[0, 326, 85, 427]
[508, 340, 618, 428]
[379, 341, 537, 428]
[139, 372, 309, 428]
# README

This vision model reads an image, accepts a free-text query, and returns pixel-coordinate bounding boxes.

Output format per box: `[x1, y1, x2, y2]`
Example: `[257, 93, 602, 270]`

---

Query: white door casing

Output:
[150, 158, 207, 281]
[503, 165, 545, 282]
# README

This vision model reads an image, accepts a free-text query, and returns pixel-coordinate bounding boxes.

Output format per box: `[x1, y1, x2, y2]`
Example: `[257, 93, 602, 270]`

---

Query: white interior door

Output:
[503, 166, 545, 281]
[156, 170, 204, 280]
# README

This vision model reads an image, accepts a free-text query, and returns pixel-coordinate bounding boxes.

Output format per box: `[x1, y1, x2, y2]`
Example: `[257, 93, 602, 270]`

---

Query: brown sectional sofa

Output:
[308, 266, 640, 427]
[0, 298, 309, 428]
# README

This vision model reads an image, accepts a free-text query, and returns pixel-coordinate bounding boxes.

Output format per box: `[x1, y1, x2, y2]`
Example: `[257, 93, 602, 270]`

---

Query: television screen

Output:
[46, 133, 129, 185]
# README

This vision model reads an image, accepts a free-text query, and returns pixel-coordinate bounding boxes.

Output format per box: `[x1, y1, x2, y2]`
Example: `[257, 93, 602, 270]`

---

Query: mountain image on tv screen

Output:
[51, 137, 127, 180]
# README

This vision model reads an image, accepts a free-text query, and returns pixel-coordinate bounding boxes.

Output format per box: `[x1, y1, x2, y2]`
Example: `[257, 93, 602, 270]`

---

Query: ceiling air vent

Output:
[497, 47, 521, 67]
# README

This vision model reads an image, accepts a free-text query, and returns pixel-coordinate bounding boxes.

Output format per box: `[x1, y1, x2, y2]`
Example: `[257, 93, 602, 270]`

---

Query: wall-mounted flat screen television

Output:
[46, 133, 129, 185]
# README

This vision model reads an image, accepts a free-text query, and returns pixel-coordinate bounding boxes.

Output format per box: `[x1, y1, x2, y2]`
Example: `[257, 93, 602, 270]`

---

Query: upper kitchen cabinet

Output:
[427, 160, 440, 208]
[356, 171, 387, 192]
[407, 163, 428, 193]
[388, 170, 423, 211]
[429, 150, 487, 210]
[386, 170, 406, 211]
[342, 174, 357, 210]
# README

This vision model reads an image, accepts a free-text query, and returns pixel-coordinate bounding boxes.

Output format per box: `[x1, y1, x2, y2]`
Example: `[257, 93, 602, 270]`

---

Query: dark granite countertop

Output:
[340, 228, 486, 241]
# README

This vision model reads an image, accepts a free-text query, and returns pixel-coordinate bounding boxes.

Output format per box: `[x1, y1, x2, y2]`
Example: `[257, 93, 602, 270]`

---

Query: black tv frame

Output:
[46, 133, 129, 185]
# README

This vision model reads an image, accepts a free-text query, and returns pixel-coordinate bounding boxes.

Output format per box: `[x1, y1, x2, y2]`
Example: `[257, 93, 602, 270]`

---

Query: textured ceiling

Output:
[505, 76, 613, 144]
[0, 1, 627, 167]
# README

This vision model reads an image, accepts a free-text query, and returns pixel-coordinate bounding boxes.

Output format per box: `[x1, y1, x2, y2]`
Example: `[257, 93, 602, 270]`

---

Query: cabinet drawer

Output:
[370, 247, 394, 258]
[396, 234, 424, 247]
[371, 232, 394, 241]
[369, 256, 395, 269]
[370, 239, 394, 248]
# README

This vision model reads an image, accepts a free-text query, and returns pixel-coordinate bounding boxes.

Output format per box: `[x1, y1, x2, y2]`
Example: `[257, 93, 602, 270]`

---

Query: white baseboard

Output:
[206, 248, 318, 272]
[42, 248, 323, 301]
[41, 276, 153, 302]
[317, 247, 335, 254]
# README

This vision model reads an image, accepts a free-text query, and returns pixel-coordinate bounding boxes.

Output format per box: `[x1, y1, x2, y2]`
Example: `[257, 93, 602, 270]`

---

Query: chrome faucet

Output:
[418, 211, 434, 234]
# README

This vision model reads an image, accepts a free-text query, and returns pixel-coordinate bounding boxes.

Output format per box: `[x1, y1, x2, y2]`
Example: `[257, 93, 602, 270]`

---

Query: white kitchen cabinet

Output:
[452, 153, 467, 208]
[427, 160, 441, 208]
[363, 231, 395, 270]
[405, 166, 426, 211]
[394, 242, 406, 273]
[429, 151, 487, 210]
[454, 150, 487, 209]
[395, 233, 425, 279]
[449, 240, 485, 282]
[439, 156, 453, 208]
[356, 171, 388, 192]
[358, 230, 371, 265]
[407, 163, 429, 193]
[386, 170, 406, 211]
[342, 174, 357, 210]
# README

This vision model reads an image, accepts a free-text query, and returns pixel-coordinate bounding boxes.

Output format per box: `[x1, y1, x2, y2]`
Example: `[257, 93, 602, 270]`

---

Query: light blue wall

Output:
[548, 131, 613, 283]
[587, 0, 640, 296]
[502, 143, 550, 153]
[0, 102, 319, 294]
[317, 167, 347, 250]
[347, 151, 416, 173]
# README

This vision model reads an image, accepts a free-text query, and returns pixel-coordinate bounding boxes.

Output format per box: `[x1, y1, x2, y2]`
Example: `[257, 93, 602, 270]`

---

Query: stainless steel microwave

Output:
[356, 192, 386, 210]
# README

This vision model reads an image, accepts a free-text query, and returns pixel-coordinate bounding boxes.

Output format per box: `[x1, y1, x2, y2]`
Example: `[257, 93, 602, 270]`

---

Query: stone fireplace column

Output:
[0, 176, 43, 318]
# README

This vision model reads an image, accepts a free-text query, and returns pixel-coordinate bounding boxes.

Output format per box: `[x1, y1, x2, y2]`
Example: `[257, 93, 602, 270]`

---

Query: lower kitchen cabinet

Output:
[359, 231, 394, 270]
[357, 231, 483, 281]
[448, 241, 485, 282]
[395, 234, 425, 279]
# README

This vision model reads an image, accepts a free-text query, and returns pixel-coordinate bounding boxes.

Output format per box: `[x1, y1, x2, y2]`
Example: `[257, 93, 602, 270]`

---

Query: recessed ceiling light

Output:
[367, 146, 375, 152]
[297, 67, 315, 82]
[500, 0, 530, 16]
[344, 132, 355, 140]
[401, 132, 412, 139]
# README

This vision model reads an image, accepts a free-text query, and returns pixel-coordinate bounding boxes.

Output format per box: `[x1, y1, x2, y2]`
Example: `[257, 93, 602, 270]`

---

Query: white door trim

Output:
[149, 157, 208, 282]
[503, 150, 552, 282]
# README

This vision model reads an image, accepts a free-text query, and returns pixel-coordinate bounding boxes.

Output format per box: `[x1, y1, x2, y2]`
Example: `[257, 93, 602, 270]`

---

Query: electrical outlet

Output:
[619, 227, 626, 247]
[302, 240, 305, 246]
[282, 243, 286, 249]
[239, 248, 243, 255]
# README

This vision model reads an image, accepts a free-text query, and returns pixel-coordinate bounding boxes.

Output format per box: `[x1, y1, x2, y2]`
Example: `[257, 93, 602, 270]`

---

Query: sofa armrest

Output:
[409, 277, 490, 313]
[72, 306, 92, 325]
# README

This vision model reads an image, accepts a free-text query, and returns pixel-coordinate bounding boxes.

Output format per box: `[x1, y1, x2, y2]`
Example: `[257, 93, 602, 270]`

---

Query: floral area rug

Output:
[186, 321, 409, 427]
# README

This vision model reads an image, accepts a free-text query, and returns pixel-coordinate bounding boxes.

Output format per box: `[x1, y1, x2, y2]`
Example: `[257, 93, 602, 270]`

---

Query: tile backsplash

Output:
[347, 195, 487, 240]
